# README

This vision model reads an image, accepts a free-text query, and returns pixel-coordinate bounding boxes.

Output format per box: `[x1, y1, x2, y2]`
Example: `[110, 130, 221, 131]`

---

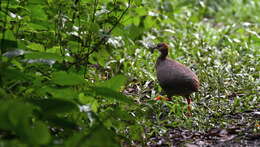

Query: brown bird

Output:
[151, 43, 200, 115]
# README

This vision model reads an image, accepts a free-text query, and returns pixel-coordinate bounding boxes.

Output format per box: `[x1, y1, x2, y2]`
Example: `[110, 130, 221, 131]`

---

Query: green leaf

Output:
[84, 124, 120, 147]
[26, 22, 48, 30]
[46, 46, 60, 53]
[40, 86, 78, 99]
[88, 22, 100, 33]
[79, 93, 99, 112]
[25, 52, 63, 61]
[89, 87, 133, 104]
[0, 30, 17, 50]
[11, 59, 24, 70]
[128, 125, 143, 140]
[67, 41, 81, 53]
[7, 102, 33, 127]
[125, 24, 143, 40]
[134, 0, 142, 6]
[3, 30, 16, 41]
[0, 11, 8, 19]
[0, 68, 30, 82]
[46, 116, 78, 129]
[27, 43, 45, 51]
[0, 101, 12, 130]
[90, 75, 131, 103]
[20, 122, 51, 145]
[0, 39, 18, 50]
[52, 71, 86, 86]
[66, 124, 120, 147]
[135, 7, 147, 15]
[28, 0, 46, 5]
[89, 48, 110, 66]
[0, 100, 51, 145]
[24, 19, 53, 31]
[98, 75, 127, 91]
[0, 88, 7, 98]
[29, 98, 78, 115]
[27, 5, 48, 20]
[144, 16, 156, 29]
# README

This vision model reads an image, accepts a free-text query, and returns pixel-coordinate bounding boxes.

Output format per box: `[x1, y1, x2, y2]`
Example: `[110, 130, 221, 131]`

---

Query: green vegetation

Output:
[0, 0, 259, 146]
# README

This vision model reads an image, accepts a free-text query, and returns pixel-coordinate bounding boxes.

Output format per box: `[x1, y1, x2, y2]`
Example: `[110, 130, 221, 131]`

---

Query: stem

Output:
[92, 0, 98, 23]
[69, 0, 132, 67]
[85, 0, 131, 59]
[0, 0, 10, 55]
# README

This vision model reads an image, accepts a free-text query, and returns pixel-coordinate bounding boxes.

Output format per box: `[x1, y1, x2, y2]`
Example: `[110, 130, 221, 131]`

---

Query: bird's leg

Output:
[154, 96, 163, 100]
[154, 91, 172, 101]
[186, 97, 192, 116]
[165, 97, 172, 101]
[154, 96, 172, 101]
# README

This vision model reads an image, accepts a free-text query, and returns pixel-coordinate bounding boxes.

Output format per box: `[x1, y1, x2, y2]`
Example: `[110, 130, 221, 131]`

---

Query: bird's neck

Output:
[159, 50, 168, 59]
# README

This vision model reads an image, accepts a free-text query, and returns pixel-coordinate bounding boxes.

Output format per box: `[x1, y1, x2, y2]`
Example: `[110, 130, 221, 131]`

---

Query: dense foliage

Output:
[0, 0, 259, 146]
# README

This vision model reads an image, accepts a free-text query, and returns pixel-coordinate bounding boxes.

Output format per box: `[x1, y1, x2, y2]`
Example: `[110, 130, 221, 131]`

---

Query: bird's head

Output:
[151, 43, 169, 53]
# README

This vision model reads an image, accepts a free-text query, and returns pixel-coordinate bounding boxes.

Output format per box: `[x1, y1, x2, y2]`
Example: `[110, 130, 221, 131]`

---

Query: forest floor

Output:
[124, 83, 260, 146]
[146, 108, 260, 146]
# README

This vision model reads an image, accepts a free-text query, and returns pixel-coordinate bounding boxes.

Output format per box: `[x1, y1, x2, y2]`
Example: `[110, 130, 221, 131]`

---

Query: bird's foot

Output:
[165, 97, 172, 101]
[185, 112, 192, 117]
[185, 105, 192, 117]
[154, 96, 172, 101]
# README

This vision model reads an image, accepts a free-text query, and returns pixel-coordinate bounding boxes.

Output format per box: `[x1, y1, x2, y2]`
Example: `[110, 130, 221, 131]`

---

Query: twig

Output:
[73, 0, 131, 66]
[92, 0, 99, 22]
[0, 0, 10, 55]
[107, 0, 131, 34]
[87, 0, 131, 55]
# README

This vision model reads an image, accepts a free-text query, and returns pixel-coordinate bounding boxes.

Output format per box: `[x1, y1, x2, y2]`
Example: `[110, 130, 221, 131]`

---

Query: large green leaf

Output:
[18, 122, 51, 145]
[0, 101, 12, 130]
[26, 22, 49, 30]
[7, 102, 33, 127]
[0, 100, 51, 145]
[90, 75, 132, 103]
[48, 88, 78, 100]
[67, 41, 81, 53]
[46, 116, 79, 129]
[29, 98, 78, 115]
[28, 0, 46, 4]
[84, 124, 120, 147]
[2, 29, 15, 40]
[0, 30, 17, 50]
[89, 48, 110, 66]
[0, 39, 18, 50]
[97, 75, 127, 91]
[43, 87, 78, 99]
[40, 86, 78, 99]
[89, 87, 133, 104]
[27, 43, 44, 51]
[25, 52, 63, 62]
[65, 124, 120, 147]
[0, 68, 30, 81]
[51, 71, 86, 86]
[79, 93, 99, 112]
[27, 5, 48, 20]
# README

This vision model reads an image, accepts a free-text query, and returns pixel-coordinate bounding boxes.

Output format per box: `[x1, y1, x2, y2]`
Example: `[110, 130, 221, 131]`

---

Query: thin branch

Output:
[86, 0, 131, 57]
[92, 0, 99, 22]
[107, 0, 131, 34]
[71, 0, 131, 66]
[0, 0, 10, 55]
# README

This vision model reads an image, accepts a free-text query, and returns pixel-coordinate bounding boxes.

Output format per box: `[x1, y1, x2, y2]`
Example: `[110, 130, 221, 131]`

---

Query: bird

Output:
[151, 43, 200, 115]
